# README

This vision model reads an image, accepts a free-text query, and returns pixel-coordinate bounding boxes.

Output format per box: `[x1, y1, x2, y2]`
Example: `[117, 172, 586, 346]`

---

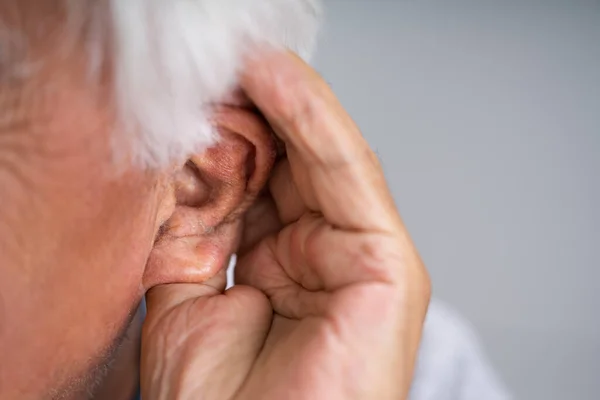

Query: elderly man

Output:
[0, 1, 509, 399]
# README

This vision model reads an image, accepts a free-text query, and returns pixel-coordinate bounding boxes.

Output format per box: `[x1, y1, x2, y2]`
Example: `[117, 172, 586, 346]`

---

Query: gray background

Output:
[313, 1, 599, 399]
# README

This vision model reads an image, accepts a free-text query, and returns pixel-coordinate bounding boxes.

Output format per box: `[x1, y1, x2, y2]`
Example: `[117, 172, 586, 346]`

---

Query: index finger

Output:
[240, 51, 400, 233]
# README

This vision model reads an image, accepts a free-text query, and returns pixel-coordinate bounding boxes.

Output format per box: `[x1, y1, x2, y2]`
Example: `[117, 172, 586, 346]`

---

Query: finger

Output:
[237, 212, 428, 313]
[242, 52, 362, 164]
[241, 51, 400, 233]
[145, 266, 227, 323]
[298, 218, 426, 289]
[142, 285, 273, 400]
[245, 213, 407, 291]
[235, 235, 329, 319]
[269, 158, 309, 224]
[189, 286, 273, 399]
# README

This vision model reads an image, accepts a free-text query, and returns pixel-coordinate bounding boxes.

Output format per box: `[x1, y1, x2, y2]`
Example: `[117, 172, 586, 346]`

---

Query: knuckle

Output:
[354, 235, 398, 278]
[355, 234, 429, 287]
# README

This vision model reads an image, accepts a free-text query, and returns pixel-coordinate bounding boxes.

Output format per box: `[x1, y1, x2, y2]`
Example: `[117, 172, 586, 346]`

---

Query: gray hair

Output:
[2, 0, 322, 167]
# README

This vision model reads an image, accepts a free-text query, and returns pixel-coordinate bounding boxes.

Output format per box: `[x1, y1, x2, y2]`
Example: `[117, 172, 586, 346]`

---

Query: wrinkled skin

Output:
[0, 5, 430, 398]
[141, 52, 431, 400]
[0, 10, 279, 398]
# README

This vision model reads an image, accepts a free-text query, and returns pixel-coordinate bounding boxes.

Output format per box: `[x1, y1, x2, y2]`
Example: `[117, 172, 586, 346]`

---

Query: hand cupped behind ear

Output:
[143, 107, 276, 290]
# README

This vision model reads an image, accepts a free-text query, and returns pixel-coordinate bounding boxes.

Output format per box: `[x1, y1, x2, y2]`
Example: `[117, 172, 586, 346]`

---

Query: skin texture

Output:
[0, 5, 430, 398]
[0, 9, 278, 398]
[141, 52, 432, 400]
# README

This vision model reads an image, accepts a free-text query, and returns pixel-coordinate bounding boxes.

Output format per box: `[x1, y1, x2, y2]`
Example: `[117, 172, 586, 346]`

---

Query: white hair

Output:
[62, 0, 321, 167]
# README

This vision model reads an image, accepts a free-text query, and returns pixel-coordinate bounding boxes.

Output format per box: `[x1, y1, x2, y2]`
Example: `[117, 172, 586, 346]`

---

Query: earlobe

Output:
[143, 106, 276, 290]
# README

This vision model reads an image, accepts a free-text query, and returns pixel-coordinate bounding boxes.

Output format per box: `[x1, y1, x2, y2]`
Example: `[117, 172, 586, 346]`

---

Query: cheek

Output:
[0, 47, 165, 397]
[0, 169, 160, 397]
[53, 170, 158, 305]
[58, 172, 158, 325]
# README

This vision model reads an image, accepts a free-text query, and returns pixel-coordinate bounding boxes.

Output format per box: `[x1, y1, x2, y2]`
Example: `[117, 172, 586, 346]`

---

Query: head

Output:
[0, 1, 320, 398]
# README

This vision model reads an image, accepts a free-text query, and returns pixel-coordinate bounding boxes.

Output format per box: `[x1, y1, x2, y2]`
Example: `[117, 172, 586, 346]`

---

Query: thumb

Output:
[141, 269, 273, 400]
[144, 267, 228, 325]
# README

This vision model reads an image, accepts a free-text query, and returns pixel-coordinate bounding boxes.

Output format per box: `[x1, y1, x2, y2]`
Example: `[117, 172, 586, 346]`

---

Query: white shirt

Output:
[410, 300, 512, 400]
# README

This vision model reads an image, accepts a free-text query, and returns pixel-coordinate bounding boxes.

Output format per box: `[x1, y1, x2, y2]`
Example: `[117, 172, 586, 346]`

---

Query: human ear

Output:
[143, 107, 276, 290]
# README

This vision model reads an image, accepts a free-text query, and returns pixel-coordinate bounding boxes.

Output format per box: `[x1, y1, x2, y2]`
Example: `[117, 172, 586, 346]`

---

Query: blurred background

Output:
[313, 1, 600, 399]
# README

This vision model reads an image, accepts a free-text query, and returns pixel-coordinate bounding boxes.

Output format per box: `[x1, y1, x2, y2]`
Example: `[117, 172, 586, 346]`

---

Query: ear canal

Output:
[183, 129, 257, 229]
[174, 162, 211, 208]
